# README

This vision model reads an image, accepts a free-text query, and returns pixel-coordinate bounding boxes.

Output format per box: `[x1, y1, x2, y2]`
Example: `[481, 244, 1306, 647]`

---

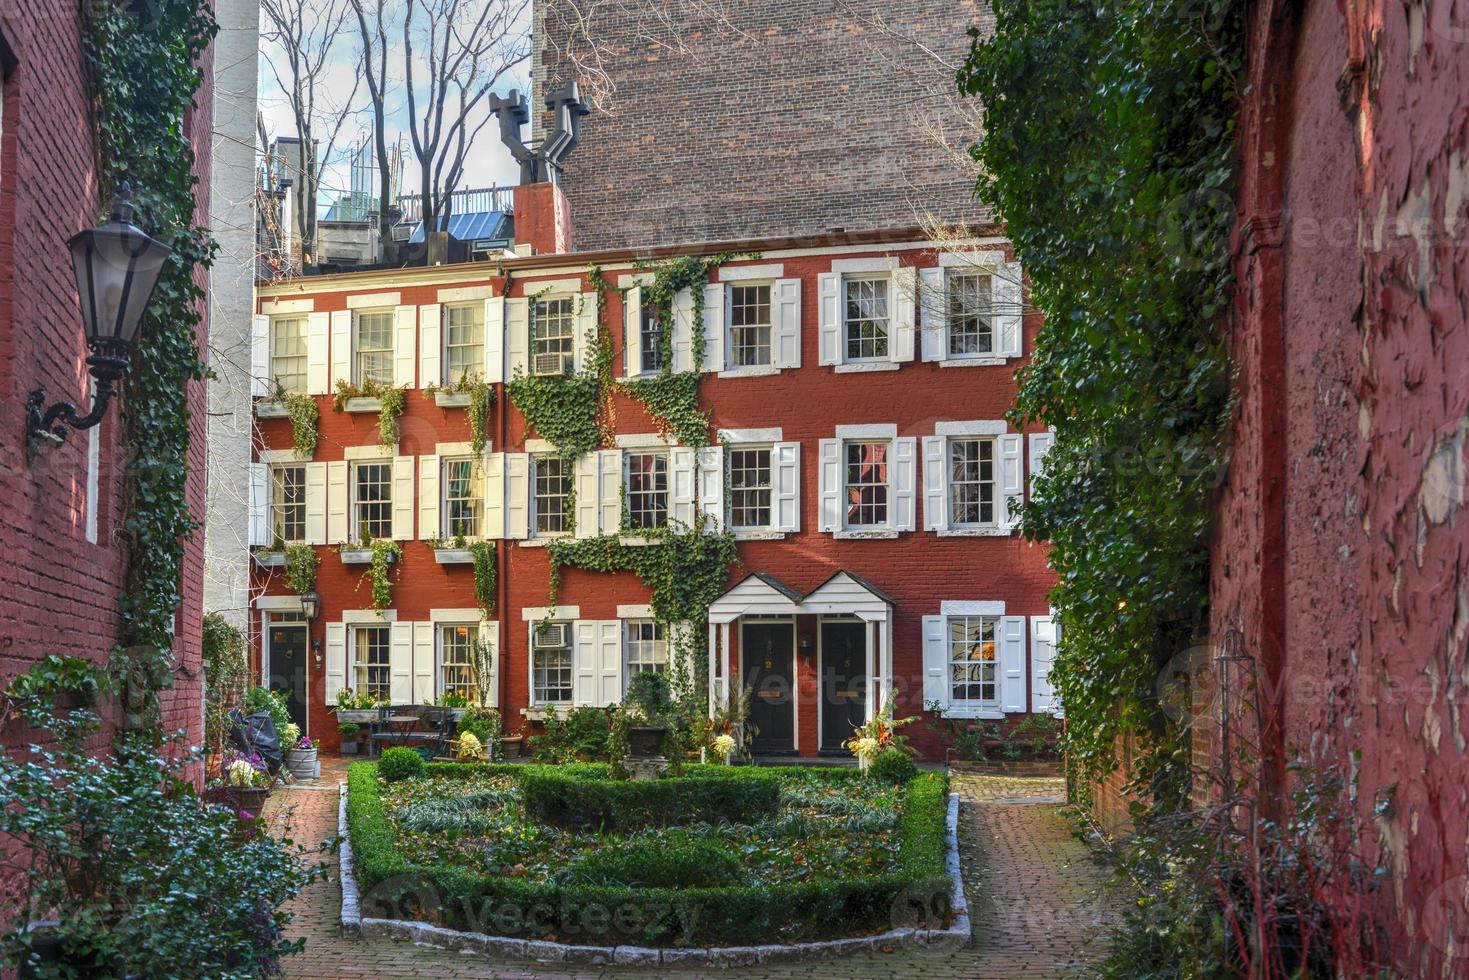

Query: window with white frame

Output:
[354, 310, 394, 386]
[948, 615, 998, 706]
[531, 623, 573, 703]
[531, 296, 575, 375]
[532, 455, 571, 536]
[638, 306, 663, 374]
[353, 625, 391, 702]
[271, 316, 308, 393]
[352, 460, 392, 541]
[443, 303, 484, 383]
[948, 438, 997, 527]
[625, 621, 668, 678]
[271, 463, 306, 544]
[442, 457, 481, 539]
[947, 271, 994, 357]
[844, 441, 889, 528]
[729, 447, 772, 529]
[844, 277, 889, 361]
[626, 452, 669, 530]
[439, 623, 477, 700]
[729, 283, 772, 367]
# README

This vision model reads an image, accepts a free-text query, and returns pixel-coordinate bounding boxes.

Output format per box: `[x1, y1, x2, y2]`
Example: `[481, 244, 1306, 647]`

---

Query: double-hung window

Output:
[626, 452, 669, 530]
[844, 277, 889, 361]
[353, 625, 391, 702]
[442, 457, 481, 539]
[638, 307, 663, 374]
[352, 460, 392, 542]
[443, 303, 484, 383]
[947, 271, 994, 357]
[439, 623, 477, 700]
[844, 441, 889, 528]
[271, 317, 308, 394]
[948, 615, 999, 708]
[531, 623, 573, 704]
[729, 283, 772, 367]
[729, 447, 772, 529]
[948, 438, 997, 527]
[271, 464, 306, 544]
[531, 296, 575, 376]
[354, 310, 394, 386]
[625, 621, 668, 678]
[531, 455, 571, 536]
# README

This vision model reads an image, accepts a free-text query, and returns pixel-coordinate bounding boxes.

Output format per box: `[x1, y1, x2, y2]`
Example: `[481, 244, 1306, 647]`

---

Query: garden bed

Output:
[345, 761, 957, 952]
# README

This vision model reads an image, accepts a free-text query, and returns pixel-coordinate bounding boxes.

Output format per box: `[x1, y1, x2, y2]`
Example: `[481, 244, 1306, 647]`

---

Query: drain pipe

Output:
[496, 263, 513, 731]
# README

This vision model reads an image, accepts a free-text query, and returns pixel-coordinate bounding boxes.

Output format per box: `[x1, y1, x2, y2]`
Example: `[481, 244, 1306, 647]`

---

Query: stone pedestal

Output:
[627, 757, 668, 781]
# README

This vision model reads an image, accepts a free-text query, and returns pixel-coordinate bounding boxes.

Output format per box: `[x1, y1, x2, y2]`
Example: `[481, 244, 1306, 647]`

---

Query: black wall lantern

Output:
[26, 183, 171, 460]
[299, 588, 322, 621]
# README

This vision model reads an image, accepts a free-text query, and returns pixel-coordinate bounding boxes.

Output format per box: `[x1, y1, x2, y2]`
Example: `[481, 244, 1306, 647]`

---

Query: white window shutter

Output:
[891, 268, 916, 362]
[476, 620, 499, 707]
[307, 311, 330, 394]
[702, 283, 725, 373]
[996, 262, 1023, 357]
[505, 298, 529, 377]
[325, 623, 346, 705]
[598, 450, 623, 532]
[326, 460, 348, 543]
[671, 447, 696, 528]
[1031, 615, 1059, 715]
[696, 446, 723, 530]
[922, 436, 947, 531]
[393, 305, 417, 388]
[483, 452, 506, 539]
[817, 272, 841, 366]
[390, 621, 414, 704]
[504, 453, 529, 540]
[998, 434, 1024, 529]
[918, 268, 946, 362]
[922, 615, 948, 712]
[419, 304, 441, 387]
[671, 288, 695, 373]
[574, 453, 599, 537]
[818, 438, 841, 532]
[413, 621, 435, 703]
[483, 297, 504, 383]
[250, 315, 270, 397]
[574, 292, 598, 374]
[999, 615, 1027, 713]
[248, 462, 269, 546]
[573, 620, 598, 706]
[622, 286, 642, 378]
[892, 436, 917, 531]
[597, 620, 622, 706]
[305, 462, 327, 544]
[1028, 431, 1055, 497]
[773, 441, 801, 532]
[773, 278, 802, 369]
[330, 310, 351, 387]
[418, 454, 440, 540]
[391, 455, 415, 540]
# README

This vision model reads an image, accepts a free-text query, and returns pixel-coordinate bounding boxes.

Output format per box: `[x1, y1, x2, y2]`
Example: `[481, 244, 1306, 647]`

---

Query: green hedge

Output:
[520, 765, 780, 831]
[347, 763, 952, 946]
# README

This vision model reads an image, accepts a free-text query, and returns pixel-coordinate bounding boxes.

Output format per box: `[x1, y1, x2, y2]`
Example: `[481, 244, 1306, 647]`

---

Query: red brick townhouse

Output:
[248, 184, 1058, 759]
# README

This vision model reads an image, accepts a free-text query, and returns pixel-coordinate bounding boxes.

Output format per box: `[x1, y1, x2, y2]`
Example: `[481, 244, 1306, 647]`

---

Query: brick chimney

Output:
[512, 182, 573, 256]
[490, 84, 588, 256]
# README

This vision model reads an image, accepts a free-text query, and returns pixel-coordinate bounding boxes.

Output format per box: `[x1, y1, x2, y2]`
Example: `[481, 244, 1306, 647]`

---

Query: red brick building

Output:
[248, 185, 1057, 758]
[0, 5, 211, 746]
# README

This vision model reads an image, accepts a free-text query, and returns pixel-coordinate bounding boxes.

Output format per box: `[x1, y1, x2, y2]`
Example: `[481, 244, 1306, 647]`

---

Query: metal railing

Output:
[396, 186, 514, 221]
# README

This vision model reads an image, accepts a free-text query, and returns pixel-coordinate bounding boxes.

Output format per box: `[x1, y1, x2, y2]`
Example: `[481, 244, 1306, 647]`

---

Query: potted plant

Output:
[843, 688, 918, 772]
[285, 735, 317, 781]
[334, 688, 381, 725]
[218, 751, 272, 815]
[624, 671, 674, 759]
[338, 722, 361, 754]
[429, 534, 475, 565]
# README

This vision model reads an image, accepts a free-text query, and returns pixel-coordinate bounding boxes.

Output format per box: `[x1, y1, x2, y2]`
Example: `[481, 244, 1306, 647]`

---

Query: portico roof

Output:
[708, 569, 893, 622]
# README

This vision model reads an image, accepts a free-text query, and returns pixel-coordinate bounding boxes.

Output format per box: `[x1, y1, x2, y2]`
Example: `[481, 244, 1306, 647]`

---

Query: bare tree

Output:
[349, 0, 399, 263]
[261, 0, 362, 268]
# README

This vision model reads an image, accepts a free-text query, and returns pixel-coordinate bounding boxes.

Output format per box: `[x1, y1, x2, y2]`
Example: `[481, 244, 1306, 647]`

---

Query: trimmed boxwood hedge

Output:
[347, 762, 952, 947]
[521, 765, 780, 830]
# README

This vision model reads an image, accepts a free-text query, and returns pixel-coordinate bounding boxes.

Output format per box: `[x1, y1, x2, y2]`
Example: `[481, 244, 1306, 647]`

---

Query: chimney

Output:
[513, 182, 573, 256]
[490, 82, 589, 256]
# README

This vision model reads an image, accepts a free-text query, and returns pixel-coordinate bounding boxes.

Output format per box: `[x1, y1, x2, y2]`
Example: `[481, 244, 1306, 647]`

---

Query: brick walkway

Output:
[264, 765, 1117, 979]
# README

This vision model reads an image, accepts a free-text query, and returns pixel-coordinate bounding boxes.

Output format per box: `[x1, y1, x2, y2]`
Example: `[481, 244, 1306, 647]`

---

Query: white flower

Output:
[852, 736, 880, 761]
[456, 732, 483, 761]
[712, 733, 736, 759]
[226, 759, 259, 788]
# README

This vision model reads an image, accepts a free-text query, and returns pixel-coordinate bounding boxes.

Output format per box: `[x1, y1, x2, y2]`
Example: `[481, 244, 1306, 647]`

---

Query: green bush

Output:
[868, 748, 920, 785]
[532, 707, 612, 762]
[625, 670, 674, 718]
[521, 766, 780, 831]
[244, 685, 291, 736]
[377, 746, 424, 783]
[572, 839, 745, 889]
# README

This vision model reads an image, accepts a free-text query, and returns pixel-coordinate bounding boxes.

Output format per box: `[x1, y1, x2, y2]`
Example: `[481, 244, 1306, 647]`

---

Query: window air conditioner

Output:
[532, 352, 570, 377]
[533, 622, 570, 648]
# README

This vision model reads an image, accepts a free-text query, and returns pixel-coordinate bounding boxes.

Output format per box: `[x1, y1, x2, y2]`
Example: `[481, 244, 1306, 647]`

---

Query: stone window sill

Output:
[831, 529, 900, 540]
[936, 527, 1013, 537]
[717, 366, 781, 379]
[732, 529, 788, 541]
[833, 361, 901, 374]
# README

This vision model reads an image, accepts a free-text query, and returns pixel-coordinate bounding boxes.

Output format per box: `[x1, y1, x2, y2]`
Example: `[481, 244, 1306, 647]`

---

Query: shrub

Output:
[244, 685, 291, 736]
[378, 747, 424, 783]
[532, 706, 611, 762]
[571, 839, 746, 888]
[521, 767, 781, 831]
[868, 748, 920, 785]
[625, 670, 674, 718]
[457, 706, 502, 758]
[338, 722, 361, 740]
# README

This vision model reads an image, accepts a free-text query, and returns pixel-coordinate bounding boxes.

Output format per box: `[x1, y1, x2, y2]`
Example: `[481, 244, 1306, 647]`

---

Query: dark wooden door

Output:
[267, 624, 309, 731]
[743, 622, 795, 753]
[820, 620, 868, 751]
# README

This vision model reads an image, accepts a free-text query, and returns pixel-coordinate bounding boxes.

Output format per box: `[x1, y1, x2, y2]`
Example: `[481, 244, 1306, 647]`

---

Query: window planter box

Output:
[252, 550, 287, 569]
[254, 399, 290, 419]
[521, 705, 570, 723]
[343, 397, 382, 413]
[335, 708, 379, 724]
[340, 547, 392, 565]
[433, 548, 475, 565]
[434, 391, 472, 408]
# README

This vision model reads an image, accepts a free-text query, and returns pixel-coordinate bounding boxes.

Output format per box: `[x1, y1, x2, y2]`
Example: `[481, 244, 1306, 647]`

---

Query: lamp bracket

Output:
[25, 350, 128, 462]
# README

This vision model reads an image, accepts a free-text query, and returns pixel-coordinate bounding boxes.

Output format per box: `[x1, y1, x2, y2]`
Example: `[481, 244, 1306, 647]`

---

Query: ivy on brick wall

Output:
[82, 0, 218, 721]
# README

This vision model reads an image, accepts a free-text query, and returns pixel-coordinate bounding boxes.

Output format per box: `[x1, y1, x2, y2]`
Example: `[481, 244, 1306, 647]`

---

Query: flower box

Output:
[343, 396, 382, 413]
[433, 547, 475, 565]
[335, 708, 379, 724]
[254, 399, 290, 419]
[340, 547, 392, 565]
[434, 391, 472, 408]
[252, 551, 287, 569]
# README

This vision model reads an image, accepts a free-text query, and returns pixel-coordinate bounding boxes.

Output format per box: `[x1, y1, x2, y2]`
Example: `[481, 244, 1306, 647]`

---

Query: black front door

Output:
[820, 620, 868, 751]
[267, 624, 308, 731]
[743, 622, 794, 753]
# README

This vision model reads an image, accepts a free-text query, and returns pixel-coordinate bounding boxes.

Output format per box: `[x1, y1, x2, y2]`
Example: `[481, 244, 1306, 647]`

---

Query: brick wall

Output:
[533, 0, 992, 250]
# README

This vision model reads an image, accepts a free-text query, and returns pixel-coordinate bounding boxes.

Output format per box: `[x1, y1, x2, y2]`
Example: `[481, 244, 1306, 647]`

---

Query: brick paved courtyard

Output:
[264, 766, 1118, 979]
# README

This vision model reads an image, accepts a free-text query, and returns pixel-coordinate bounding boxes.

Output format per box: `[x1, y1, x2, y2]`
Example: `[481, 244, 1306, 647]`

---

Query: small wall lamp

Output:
[798, 633, 815, 654]
[299, 588, 322, 621]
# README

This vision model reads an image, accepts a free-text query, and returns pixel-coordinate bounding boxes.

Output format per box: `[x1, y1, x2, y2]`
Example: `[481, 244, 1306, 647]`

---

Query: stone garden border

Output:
[337, 783, 971, 965]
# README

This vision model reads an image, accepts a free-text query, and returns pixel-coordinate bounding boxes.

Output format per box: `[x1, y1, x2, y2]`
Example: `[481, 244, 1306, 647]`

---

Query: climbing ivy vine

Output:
[82, 0, 217, 717]
[470, 540, 497, 617]
[959, 0, 1242, 808]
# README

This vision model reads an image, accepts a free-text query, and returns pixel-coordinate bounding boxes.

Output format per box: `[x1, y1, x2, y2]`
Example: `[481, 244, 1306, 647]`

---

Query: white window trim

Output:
[440, 455, 484, 541]
[616, 604, 654, 619]
[942, 611, 1004, 718]
[723, 278, 776, 374]
[615, 432, 674, 448]
[348, 458, 394, 544]
[840, 273, 894, 364]
[622, 619, 670, 682]
[437, 285, 494, 303]
[835, 423, 898, 440]
[346, 291, 402, 309]
[940, 432, 1002, 532]
[940, 357, 1009, 369]
[521, 605, 581, 621]
[529, 620, 575, 705]
[624, 448, 671, 531]
[831, 256, 899, 274]
[717, 263, 785, 281]
[840, 437, 895, 532]
[528, 454, 572, 541]
[727, 442, 778, 534]
[269, 313, 309, 394]
[436, 620, 479, 700]
[941, 600, 1006, 616]
[938, 249, 1007, 270]
[441, 301, 486, 385]
[261, 297, 314, 314]
[350, 306, 395, 386]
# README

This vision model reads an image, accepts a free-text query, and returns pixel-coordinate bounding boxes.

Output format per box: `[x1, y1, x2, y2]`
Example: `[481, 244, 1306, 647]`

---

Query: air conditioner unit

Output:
[532, 352, 570, 377]
[533, 622, 570, 648]
[390, 224, 413, 242]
